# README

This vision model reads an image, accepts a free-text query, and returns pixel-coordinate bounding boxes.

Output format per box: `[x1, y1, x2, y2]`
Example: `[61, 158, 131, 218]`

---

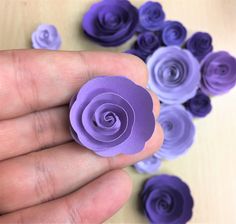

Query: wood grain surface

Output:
[0, 0, 235, 223]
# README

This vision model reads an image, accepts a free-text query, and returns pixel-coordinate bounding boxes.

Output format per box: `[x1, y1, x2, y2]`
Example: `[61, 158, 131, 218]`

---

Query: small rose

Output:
[82, 0, 138, 46]
[69, 76, 155, 157]
[201, 51, 236, 95]
[31, 24, 61, 50]
[141, 175, 194, 224]
[134, 155, 161, 174]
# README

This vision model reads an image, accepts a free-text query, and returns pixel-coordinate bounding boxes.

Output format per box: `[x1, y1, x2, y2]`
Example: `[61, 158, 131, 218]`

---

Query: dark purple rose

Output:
[134, 155, 161, 174]
[155, 105, 195, 160]
[82, 0, 138, 46]
[141, 175, 194, 224]
[69, 76, 155, 157]
[184, 90, 212, 117]
[125, 49, 147, 61]
[201, 51, 236, 95]
[161, 21, 187, 46]
[31, 24, 61, 50]
[186, 32, 213, 61]
[138, 1, 165, 32]
[147, 46, 200, 104]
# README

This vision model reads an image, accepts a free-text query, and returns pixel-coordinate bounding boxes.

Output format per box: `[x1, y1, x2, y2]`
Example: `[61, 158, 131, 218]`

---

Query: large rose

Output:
[134, 155, 161, 174]
[147, 46, 200, 104]
[141, 175, 194, 224]
[82, 0, 138, 46]
[31, 24, 61, 50]
[69, 76, 155, 157]
[200, 51, 236, 95]
[155, 105, 195, 160]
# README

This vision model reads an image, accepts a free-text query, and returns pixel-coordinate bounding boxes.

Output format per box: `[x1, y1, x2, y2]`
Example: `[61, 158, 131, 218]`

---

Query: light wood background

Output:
[0, 0, 235, 223]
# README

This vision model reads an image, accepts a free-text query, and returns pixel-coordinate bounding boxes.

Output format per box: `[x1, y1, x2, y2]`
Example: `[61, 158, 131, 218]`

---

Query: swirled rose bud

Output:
[147, 46, 200, 104]
[184, 90, 212, 117]
[138, 1, 165, 31]
[201, 51, 236, 95]
[125, 49, 147, 61]
[31, 24, 61, 50]
[161, 21, 187, 46]
[82, 0, 138, 46]
[186, 32, 213, 61]
[134, 155, 161, 174]
[141, 175, 194, 224]
[155, 105, 195, 160]
[69, 76, 155, 157]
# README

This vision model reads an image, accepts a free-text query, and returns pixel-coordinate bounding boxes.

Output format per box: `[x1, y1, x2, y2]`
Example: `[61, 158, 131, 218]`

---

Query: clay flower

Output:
[82, 0, 138, 46]
[141, 175, 194, 224]
[134, 155, 161, 174]
[31, 24, 61, 50]
[201, 51, 236, 95]
[147, 46, 200, 104]
[186, 32, 213, 61]
[161, 21, 187, 46]
[69, 76, 155, 157]
[155, 105, 195, 160]
[137, 1, 165, 32]
[185, 90, 212, 118]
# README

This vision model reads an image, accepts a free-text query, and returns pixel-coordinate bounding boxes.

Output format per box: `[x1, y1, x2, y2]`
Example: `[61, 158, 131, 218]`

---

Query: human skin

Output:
[0, 50, 163, 223]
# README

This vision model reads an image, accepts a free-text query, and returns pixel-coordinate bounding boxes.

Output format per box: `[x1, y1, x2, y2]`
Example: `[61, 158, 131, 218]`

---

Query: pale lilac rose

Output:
[134, 155, 161, 174]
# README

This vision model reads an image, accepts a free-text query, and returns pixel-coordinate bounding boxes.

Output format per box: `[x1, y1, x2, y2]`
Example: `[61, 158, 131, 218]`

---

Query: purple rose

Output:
[186, 32, 213, 61]
[201, 51, 236, 95]
[161, 21, 187, 46]
[69, 76, 155, 157]
[141, 175, 194, 224]
[125, 49, 147, 61]
[82, 0, 138, 46]
[155, 105, 195, 160]
[147, 46, 200, 104]
[184, 90, 212, 118]
[134, 155, 161, 174]
[31, 24, 61, 50]
[138, 1, 165, 32]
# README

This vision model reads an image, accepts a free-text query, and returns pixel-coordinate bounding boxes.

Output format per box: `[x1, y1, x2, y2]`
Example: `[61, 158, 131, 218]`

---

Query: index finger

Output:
[0, 50, 148, 120]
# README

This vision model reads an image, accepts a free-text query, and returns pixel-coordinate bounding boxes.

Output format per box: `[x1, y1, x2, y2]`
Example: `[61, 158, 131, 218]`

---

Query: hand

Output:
[0, 50, 163, 223]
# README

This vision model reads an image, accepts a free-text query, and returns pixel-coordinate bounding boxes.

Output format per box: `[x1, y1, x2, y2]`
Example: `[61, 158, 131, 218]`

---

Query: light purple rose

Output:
[31, 24, 61, 50]
[69, 76, 155, 157]
[133, 155, 161, 174]
[147, 46, 200, 104]
[155, 105, 195, 160]
[141, 175, 194, 224]
[200, 51, 236, 95]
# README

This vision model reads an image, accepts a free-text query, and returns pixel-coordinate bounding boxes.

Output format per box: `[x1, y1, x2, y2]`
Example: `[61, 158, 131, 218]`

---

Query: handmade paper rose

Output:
[147, 46, 200, 104]
[69, 76, 155, 157]
[155, 105, 195, 160]
[141, 175, 193, 224]
[82, 0, 138, 46]
[161, 21, 187, 46]
[125, 49, 147, 61]
[186, 32, 213, 61]
[137, 1, 165, 32]
[31, 24, 61, 50]
[134, 155, 161, 174]
[201, 51, 236, 95]
[185, 90, 212, 118]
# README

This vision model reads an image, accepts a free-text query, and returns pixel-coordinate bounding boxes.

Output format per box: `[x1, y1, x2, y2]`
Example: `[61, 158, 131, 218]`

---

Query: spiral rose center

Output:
[215, 64, 229, 75]
[40, 30, 49, 40]
[155, 192, 174, 214]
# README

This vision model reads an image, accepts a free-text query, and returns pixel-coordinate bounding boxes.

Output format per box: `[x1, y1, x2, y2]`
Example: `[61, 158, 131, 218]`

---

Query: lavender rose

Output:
[201, 51, 236, 95]
[155, 105, 195, 160]
[186, 32, 213, 61]
[134, 155, 161, 174]
[147, 46, 200, 104]
[31, 24, 61, 50]
[82, 0, 138, 46]
[185, 90, 212, 118]
[69, 76, 155, 157]
[141, 175, 194, 224]
[138, 1, 165, 32]
[161, 21, 187, 46]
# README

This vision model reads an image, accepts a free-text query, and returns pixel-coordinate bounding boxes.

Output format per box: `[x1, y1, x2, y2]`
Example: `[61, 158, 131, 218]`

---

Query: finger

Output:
[0, 170, 132, 224]
[0, 50, 148, 120]
[148, 90, 160, 117]
[0, 123, 162, 213]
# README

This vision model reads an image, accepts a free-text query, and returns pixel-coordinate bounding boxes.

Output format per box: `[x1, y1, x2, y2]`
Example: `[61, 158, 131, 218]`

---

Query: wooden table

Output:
[0, 0, 235, 223]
